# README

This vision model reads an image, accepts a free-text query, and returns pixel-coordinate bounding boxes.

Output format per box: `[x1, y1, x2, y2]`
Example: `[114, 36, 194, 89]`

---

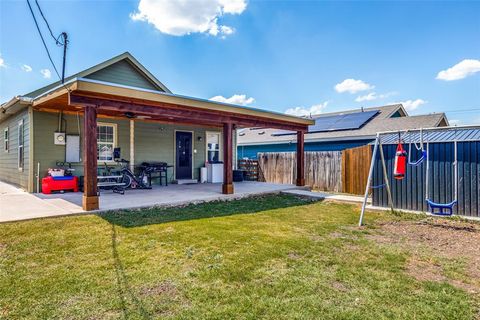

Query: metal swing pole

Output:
[359, 133, 380, 226]
[379, 137, 394, 213]
[425, 138, 429, 202]
[453, 131, 458, 204]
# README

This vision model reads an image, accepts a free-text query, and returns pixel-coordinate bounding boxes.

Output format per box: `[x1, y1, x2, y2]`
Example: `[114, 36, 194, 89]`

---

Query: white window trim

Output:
[205, 131, 222, 163]
[97, 122, 118, 163]
[4, 127, 8, 153]
[18, 119, 24, 171]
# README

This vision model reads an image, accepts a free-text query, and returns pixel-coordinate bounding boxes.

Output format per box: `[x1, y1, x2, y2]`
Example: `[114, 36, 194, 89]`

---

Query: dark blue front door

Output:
[175, 131, 193, 179]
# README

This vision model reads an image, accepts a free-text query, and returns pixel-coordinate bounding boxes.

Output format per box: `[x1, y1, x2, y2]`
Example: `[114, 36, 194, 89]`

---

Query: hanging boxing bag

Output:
[394, 142, 407, 179]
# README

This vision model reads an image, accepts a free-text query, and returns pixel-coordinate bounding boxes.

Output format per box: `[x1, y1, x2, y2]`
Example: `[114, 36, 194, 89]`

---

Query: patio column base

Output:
[82, 195, 99, 211]
[296, 178, 305, 186]
[222, 183, 234, 194]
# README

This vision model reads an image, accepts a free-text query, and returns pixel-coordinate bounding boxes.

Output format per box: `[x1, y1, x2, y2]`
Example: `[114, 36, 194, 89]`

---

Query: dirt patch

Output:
[368, 218, 480, 293]
[0, 243, 6, 257]
[287, 252, 302, 260]
[331, 280, 349, 292]
[140, 280, 178, 298]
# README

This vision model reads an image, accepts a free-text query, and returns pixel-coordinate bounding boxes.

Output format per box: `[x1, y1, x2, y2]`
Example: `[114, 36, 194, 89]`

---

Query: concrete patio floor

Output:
[0, 181, 300, 223]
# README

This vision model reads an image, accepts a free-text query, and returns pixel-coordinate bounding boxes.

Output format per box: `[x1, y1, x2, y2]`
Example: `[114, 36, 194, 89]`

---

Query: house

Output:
[237, 104, 449, 159]
[0, 52, 313, 211]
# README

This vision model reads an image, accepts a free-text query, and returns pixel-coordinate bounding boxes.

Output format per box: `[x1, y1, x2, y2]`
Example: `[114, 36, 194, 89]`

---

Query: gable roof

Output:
[24, 52, 171, 98]
[237, 104, 449, 145]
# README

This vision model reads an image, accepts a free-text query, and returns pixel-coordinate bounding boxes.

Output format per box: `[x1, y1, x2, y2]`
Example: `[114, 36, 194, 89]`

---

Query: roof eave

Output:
[31, 78, 314, 127]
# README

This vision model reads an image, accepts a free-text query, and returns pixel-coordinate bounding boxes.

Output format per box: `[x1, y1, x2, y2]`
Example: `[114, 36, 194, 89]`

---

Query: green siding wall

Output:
[0, 108, 30, 190]
[85, 60, 159, 91]
[33, 112, 130, 191]
[32, 111, 219, 190]
[134, 122, 213, 181]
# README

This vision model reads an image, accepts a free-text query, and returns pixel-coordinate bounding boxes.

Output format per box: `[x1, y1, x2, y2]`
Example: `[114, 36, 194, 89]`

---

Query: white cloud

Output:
[449, 119, 462, 126]
[355, 91, 396, 102]
[40, 69, 51, 79]
[436, 59, 480, 81]
[335, 79, 374, 94]
[355, 92, 377, 102]
[396, 99, 427, 111]
[21, 64, 32, 72]
[130, 0, 246, 37]
[285, 101, 329, 117]
[0, 54, 5, 68]
[210, 94, 254, 106]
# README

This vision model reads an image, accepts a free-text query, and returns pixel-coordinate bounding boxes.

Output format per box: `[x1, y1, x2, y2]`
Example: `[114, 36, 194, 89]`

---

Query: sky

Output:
[1, 0, 479, 125]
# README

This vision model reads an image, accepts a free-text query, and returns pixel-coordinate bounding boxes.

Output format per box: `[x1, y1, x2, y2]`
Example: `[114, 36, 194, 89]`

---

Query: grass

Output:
[0, 194, 477, 319]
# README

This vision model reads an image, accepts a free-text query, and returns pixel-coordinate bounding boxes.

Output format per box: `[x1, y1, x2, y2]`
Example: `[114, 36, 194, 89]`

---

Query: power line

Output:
[27, 0, 69, 84]
[34, 0, 64, 46]
[443, 108, 480, 114]
[26, 0, 61, 80]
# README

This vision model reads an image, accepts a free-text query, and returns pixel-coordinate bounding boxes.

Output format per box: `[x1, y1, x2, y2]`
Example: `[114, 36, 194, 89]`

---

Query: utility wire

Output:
[443, 108, 480, 114]
[26, 0, 61, 80]
[27, 0, 70, 88]
[35, 0, 64, 46]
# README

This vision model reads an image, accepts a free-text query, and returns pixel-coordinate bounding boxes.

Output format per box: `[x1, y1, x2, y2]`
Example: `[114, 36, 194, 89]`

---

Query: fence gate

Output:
[342, 145, 372, 195]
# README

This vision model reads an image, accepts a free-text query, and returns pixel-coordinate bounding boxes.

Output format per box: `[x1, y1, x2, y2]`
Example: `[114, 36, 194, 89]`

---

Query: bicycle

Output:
[116, 159, 152, 189]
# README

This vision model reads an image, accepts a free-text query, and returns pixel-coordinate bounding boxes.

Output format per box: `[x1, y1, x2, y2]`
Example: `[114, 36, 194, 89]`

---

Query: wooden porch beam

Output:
[222, 122, 234, 194]
[296, 131, 305, 186]
[83, 106, 99, 211]
[68, 93, 308, 132]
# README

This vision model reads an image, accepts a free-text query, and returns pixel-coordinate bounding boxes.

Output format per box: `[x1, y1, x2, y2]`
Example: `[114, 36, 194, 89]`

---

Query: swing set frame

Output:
[358, 125, 480, 226]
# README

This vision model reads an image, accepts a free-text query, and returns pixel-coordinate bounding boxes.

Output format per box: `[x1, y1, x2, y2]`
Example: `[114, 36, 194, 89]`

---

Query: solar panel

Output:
[308, 110, 378, 133]
[271, 129, 296, 136]
[270, 110, 379, 136]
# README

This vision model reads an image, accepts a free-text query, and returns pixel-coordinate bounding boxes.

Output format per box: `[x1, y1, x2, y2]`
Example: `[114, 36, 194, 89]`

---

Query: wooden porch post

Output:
[222, 122, 234, 194]
[82, 106, 99, 211]
[296, 130, 305, 186]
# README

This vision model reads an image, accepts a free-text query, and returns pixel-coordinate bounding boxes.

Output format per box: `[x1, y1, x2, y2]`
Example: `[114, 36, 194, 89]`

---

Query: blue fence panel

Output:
[372, 141, 480, 218]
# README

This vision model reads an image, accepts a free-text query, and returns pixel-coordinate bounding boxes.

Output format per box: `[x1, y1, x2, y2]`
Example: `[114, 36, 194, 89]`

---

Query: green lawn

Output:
[0, 194, 478, 319]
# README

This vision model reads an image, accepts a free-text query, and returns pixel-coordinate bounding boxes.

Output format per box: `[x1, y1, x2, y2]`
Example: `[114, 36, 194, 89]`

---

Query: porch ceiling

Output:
[31, 78, 313, 131]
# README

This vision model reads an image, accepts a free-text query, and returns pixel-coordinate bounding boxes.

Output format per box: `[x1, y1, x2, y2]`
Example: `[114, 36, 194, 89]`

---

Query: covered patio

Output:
[32, 77, 313, 211]
[0, 181, 300, 222]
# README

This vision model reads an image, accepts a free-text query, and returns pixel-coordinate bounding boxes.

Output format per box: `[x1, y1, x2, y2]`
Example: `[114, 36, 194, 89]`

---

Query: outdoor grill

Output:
[139, 162, 173, 186]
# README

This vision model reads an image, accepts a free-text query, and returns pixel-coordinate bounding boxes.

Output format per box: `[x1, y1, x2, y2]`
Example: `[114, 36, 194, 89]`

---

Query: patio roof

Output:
[21, 77, 313, 131]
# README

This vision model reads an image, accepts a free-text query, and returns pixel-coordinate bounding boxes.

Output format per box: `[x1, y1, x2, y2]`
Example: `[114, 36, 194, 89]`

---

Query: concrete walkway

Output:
[0, 181, 81, 222]
[0, 181, 300, 223]
[282, 189, 370, 204]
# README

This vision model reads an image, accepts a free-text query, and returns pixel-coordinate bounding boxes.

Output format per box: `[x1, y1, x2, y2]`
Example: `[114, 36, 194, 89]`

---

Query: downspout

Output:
[28, 106, 35, 192]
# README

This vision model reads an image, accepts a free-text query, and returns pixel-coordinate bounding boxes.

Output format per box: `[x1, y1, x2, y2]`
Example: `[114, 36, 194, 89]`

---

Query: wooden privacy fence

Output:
[257, 151, 342, 192]
[342, 145, 372, 195]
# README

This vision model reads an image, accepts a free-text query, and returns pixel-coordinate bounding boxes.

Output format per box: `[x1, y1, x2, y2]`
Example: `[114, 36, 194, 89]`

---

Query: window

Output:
[18, 120, 24, 171]
[206, 132, 221, 162]
[97, 123, 116, 162]
[3, 127, 8, 152]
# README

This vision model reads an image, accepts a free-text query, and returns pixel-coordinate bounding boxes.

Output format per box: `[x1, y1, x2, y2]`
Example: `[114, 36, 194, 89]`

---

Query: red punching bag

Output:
[394, 142, 407, 180]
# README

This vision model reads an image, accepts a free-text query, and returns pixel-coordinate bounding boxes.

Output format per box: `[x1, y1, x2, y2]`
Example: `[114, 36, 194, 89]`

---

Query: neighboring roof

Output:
[378, 126, 480, 144]
[23, 52, 171, 99]
[238, 104, 449, 145]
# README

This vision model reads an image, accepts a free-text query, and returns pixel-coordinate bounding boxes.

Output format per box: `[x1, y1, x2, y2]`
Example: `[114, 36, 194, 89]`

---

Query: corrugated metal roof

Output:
[378, 127, 480, 144]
